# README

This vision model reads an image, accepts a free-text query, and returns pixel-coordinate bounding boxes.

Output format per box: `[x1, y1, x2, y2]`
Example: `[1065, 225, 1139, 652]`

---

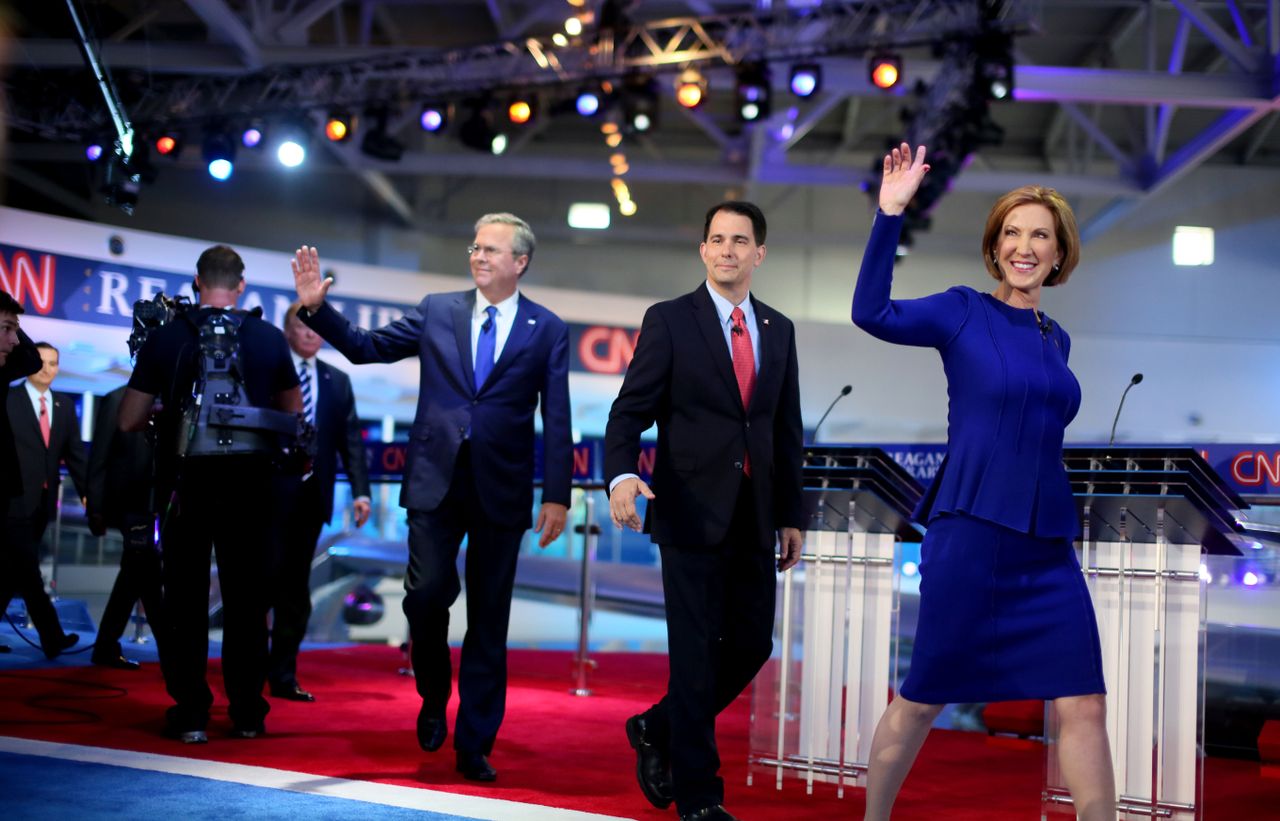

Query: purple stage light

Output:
[242, 127, 263, 148]
[789, 65, 820, 98]
[1242, 571, 1261, 586]
[420, 107, 444, 132]
[85, 144, 104, 162]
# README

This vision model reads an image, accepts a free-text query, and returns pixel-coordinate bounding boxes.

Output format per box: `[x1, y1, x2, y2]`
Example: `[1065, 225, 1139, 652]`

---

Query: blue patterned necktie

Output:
[299, 360, 315, 426]
[474, 305, 498, 390]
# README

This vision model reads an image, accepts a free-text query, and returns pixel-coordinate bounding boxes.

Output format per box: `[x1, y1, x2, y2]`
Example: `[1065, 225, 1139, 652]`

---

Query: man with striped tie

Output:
[265, 304, 373, 702]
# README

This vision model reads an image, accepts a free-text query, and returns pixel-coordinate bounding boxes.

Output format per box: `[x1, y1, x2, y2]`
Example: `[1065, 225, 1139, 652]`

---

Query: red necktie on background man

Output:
[730, 306, 755, 476]
[39, 394, 50, 447]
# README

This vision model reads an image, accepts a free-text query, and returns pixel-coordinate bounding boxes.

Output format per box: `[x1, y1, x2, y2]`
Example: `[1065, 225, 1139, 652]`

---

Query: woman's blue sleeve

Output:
[851, 211, 968, 348]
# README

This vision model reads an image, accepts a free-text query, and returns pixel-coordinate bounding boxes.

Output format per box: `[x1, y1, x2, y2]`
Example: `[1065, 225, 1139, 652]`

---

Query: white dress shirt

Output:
[24, 380, 53, 433]
[470, 288, 520, 369]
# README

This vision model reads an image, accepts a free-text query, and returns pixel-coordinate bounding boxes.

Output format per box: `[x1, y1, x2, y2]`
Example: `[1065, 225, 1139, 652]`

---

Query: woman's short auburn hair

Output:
[981, 185, 1080, 287]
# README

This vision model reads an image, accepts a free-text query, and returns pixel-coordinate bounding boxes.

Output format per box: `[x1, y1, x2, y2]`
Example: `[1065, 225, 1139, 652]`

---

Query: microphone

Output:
[810, 385, 853, 443]
[1107, 373, 1144, 448]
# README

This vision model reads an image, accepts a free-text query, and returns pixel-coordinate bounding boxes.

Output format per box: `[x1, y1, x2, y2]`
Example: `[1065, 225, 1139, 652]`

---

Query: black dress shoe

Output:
[269, 682, 316, 702]
[162, 724, 208, 745]
[42, 633, 79, 660]
[455, 750, 497, 782]
[91, 650, 142, 670]
[417, 704, 447, 752]
[679, 806, 739, 821]
[229, 723, 265, 739]
[625, 714, 673, 809]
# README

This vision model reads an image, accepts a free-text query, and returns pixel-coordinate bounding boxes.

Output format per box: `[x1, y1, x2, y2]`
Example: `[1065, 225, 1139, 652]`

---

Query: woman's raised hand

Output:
[878, 143, 930, 217]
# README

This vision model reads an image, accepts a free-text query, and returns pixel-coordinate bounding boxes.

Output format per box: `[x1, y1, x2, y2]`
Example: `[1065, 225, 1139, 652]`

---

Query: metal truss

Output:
[6, 1, 1039, 135]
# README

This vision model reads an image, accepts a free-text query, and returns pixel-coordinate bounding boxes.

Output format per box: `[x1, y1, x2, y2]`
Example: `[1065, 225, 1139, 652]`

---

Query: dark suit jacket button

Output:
[733, 460, 743, 470]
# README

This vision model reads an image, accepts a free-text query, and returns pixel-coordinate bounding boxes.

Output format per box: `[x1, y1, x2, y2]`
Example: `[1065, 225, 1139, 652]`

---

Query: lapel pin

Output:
[763, 318, 770, 325]
[527, 318, 537, 325]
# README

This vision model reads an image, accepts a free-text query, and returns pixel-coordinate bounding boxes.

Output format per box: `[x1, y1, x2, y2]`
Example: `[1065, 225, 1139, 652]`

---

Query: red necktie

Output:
[730, 307, 755, 476]
[39, 394, 51, 447]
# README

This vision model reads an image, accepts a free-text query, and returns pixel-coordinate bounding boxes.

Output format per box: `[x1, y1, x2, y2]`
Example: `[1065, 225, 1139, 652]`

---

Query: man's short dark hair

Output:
[196, 244, 246, 290]
[0, 289, 23, 316]
[703, 201, 767, 245]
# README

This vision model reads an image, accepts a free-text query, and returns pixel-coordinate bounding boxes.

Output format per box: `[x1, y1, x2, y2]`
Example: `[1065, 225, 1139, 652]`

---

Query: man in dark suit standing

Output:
[290, 212, 572, 783]
[0, 290, 45, 654]
[605, 201, 805, 821]
[265, 303, 373, 702]
[86, 382, 161, 670]
[2, 339, 88, 659]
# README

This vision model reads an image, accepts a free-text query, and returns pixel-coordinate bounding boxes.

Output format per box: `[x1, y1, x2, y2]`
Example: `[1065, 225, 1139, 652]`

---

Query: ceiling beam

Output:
[182, 0, 263, 69]
[276, 0, 348, 44]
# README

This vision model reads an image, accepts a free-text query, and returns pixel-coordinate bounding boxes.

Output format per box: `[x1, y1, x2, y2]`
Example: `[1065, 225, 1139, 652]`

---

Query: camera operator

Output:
[119, 245, 301, 744]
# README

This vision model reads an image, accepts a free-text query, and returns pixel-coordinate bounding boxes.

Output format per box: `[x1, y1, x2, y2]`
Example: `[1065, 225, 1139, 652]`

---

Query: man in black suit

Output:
[2, 339, 88, 660]
[0, 290, 45, 654]
[605, 201, 805, 821]
[266, 302, 373, 702]
[290, 212, 572, 782]
[86, 383, 161, 670]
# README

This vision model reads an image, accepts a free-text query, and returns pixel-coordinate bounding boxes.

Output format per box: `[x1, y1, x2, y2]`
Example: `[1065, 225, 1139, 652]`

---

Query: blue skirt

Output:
[900, 513, 1105, 704]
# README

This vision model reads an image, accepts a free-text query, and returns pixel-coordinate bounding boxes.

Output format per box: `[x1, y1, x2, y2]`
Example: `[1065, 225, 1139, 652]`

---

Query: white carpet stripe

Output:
[0, 736, 637, 821]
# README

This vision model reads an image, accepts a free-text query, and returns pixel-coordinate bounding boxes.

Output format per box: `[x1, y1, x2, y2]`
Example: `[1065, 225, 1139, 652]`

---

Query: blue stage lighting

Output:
[207, 158, 233, 180]
[789, 64, 821, 97]
[85, 143, 104, 162]
[420, 105, 446, 132]
[242, 127, 263, 148]
[576, 91, 600, 117]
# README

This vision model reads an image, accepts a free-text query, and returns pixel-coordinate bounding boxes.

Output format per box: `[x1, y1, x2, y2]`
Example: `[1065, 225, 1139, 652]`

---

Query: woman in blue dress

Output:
[853, 144, 1115, 820]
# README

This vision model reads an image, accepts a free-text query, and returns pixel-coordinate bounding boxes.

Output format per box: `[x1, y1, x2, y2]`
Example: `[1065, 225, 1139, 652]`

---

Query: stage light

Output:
[565, 17, 583, 36]
[976, 32, 1015, 100]
[869, 53, 902, 90]
[241, 124, 264, 148]
[491, 133, 508, 155]
[675, 68, 706, 109]
[1173, 226, 1214, 266]
[154, 134, 179, 156]
[1243, 571, 1261, 587]
[360, 109, 405, 161]
[420, 104, 447, 132]
[275, 125, 308, 167]
[789, 63, 821, 97]
[902, 561, 919, 577]
[632, 113, 651, 132]
[736, 64, 771, 123]
[576, 89, 601, 117]
[203, 131, 236, 181]
[605, 132, 622, 147]
[508, 99, 533, 125]
[342, 584, 385, 626]
[619, 199, 637, 216]
[552, 32, 568, 47]
[609, 152, 626, 167]
[325, 112, 352, 142]
[623, 75, 658, 133]
[85, 143, 104, 162]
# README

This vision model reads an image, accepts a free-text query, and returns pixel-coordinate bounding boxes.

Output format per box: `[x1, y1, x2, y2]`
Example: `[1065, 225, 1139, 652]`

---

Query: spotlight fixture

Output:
[619, 199, 637, 216]
[735, 63, 771, 123]
[675, 68, 707, 109]
[975, 32, 1015, 101]
[202, 130, 236, 181]
[459, 102, 496, 152]
[789, 63, 822, 98]
[565, 17, 583, 37]
[869, 53, 902, 90]
[491, 133, 509, 155]
[420, 104, 447, 133]
[154, 133, 180, 156]
[360, 109, 405, 162]
[274, 123, 308, 168]
[241, 122, 265, 148]
[85, 142, 104, 162]
[575, 88, 601, 117]
[508, 98, 534, 125]
[325, 112, 353, 142]
[623, 75, 658, 133]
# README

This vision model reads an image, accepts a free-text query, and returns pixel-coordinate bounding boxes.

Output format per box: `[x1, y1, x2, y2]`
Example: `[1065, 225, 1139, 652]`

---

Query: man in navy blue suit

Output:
[291, 213, 572, 783]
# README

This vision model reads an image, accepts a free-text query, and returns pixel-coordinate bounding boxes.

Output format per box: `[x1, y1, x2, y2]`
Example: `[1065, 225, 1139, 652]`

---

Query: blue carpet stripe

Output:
[0, 737, 635, 821]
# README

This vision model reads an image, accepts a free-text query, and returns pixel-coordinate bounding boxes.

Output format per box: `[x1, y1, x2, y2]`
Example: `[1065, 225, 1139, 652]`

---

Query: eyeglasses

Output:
[466, 243, 509, 258]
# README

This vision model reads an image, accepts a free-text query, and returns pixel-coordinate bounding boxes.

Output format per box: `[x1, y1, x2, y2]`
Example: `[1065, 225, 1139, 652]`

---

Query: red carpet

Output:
[0, 646, 1273, 819]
